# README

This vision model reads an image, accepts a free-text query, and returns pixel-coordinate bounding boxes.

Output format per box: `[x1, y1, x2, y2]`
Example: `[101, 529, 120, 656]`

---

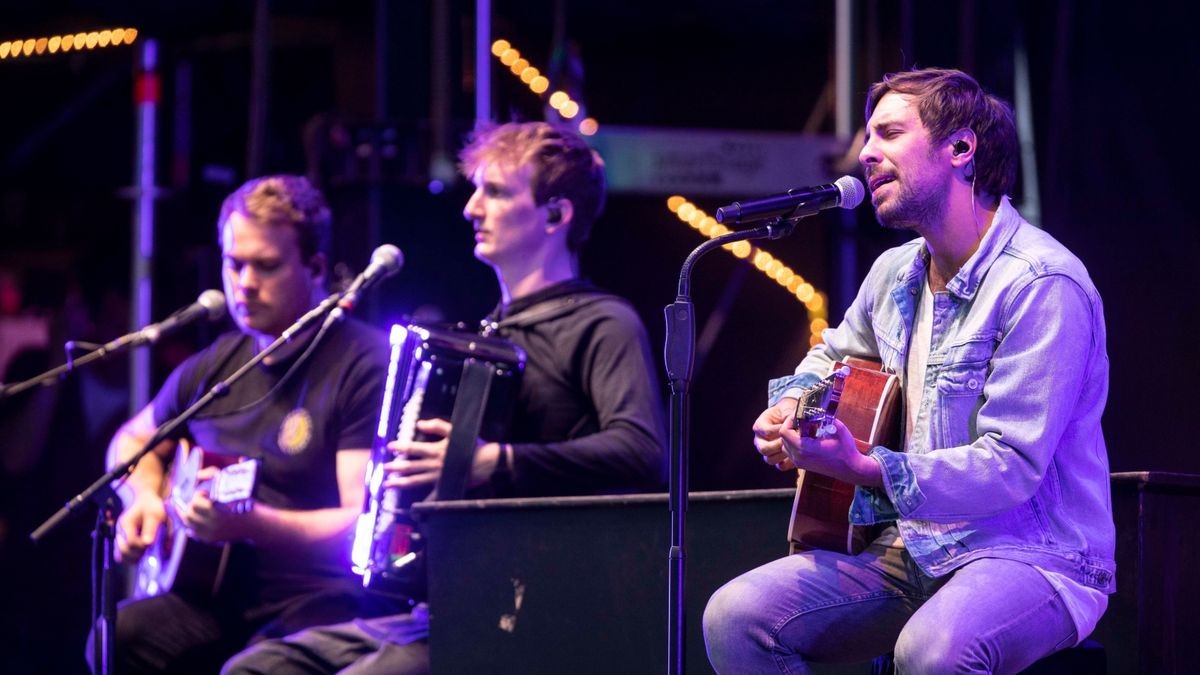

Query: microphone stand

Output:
[0, 334, 154, 401]
[29, 291, 345, 675]
[663, 214, 802, 674]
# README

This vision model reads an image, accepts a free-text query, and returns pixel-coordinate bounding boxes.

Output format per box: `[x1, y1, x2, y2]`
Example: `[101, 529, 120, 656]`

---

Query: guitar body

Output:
[788, 358, 901, 555]
[134, 441, 257, 599]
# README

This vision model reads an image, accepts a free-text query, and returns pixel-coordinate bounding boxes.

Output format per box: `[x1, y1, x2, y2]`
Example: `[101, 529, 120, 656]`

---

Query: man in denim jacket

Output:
[704, 68, 1114, 673]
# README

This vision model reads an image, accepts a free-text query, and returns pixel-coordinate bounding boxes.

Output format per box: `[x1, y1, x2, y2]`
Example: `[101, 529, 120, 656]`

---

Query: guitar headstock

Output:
[793, 365, 850, 438]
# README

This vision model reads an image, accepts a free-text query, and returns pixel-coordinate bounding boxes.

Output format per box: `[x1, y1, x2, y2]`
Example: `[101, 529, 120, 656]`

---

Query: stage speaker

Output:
[414, 489, 795, 674]
[1093, 472, 1200, 674]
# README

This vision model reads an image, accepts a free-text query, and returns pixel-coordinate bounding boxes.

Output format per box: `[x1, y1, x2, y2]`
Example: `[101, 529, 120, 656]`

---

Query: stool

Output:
[870, 638, 1106, 674]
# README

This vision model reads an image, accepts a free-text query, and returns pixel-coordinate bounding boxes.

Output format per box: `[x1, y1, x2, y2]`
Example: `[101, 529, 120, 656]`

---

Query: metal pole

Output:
[367, 0, 390, 321]
[475, 0, 491, 125]
[835, 0, 858, 316]
[246, 0, 270, 179]
[130, 38, 159, 414]
[1013, 25, 1041, 227]
[430, 0, 453, 185]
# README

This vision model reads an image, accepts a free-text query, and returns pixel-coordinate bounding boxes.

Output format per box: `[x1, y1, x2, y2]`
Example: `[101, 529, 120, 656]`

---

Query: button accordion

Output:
[351, 323, 525, 600]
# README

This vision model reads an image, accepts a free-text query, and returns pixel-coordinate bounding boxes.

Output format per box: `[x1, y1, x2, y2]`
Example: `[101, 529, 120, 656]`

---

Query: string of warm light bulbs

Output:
[490, 37, 830, 344]
[490, 39, 598, 136]
[0, 28, 139, 60]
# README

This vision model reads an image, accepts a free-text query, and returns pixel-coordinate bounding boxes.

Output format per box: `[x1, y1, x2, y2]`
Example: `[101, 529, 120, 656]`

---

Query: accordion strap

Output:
[482, 291, 610, 336]
[431, 357, 496, 501]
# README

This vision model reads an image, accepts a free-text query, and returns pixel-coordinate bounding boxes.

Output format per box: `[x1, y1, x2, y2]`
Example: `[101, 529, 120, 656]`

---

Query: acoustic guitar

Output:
[788, 358, 901, 555]
[133, 440, 258, 599]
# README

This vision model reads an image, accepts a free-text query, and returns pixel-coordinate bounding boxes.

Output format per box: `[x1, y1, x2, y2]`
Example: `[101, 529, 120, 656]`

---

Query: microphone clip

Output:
[764, 215, 800, 240]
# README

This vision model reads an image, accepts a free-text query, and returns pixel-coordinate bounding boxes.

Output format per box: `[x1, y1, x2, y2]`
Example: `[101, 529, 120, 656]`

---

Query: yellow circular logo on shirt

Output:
[278, 408, 313, 455]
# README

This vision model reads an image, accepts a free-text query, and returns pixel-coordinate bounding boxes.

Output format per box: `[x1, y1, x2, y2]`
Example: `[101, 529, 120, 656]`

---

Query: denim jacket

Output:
[769, 197, 1115, 592]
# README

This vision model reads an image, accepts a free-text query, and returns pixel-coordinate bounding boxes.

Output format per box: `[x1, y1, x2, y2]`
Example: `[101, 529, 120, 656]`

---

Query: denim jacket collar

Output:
[893, 195, 1023, 302]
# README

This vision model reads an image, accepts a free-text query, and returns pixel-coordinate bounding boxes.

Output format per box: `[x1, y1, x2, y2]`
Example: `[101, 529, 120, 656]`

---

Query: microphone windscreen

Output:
[834, 176, 865, 210]
[371, 244, 404, 276]
[197, 289, 227, 321]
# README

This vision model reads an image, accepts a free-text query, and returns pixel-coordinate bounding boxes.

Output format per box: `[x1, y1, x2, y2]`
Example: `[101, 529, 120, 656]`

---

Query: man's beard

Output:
[875, 175, 947, 231]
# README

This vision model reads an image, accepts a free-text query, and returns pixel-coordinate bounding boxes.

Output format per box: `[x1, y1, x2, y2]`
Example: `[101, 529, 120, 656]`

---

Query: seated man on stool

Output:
[703, 68, 1114, 673]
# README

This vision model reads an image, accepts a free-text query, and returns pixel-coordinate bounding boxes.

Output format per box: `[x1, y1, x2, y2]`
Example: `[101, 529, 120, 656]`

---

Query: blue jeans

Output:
[703, 528, 1077, 674]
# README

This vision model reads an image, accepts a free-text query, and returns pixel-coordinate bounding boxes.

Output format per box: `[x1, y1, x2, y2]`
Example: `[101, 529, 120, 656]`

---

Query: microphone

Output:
[137, 290, 227, 344]
[96, 290, 226, 352]
[715, 175, 865, 224]
[339, 244, 404, 311]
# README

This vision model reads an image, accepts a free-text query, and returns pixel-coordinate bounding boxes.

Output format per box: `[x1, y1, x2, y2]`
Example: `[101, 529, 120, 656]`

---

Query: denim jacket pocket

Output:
[940, 331, 1000, 370]
[933, 334, 997, 448]
[934, 362, 987, 447]
[936, 363, 987, 396]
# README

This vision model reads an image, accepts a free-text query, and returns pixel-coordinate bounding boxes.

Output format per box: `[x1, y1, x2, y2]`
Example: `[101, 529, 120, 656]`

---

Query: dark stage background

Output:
[1, 1, 1196, 672]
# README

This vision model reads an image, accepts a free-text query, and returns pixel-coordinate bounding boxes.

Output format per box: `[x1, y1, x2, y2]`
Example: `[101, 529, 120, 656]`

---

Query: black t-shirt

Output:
[152, 317, 388, 597]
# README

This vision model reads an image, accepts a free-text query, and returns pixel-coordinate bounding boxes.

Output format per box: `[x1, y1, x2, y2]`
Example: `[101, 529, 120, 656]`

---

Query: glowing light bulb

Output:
[560, 100, 580, 119]
[664, 194, 829, 312]
[499, 49, 519, 66]
[491, 39, 510, 56]
[578, 117, 599, 136]
[548, 91, 569, 109]
[529, 76, 549, 94]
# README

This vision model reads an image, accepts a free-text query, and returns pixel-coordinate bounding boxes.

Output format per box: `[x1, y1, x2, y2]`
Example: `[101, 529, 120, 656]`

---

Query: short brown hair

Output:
[217, 175, 331, 260]
[866, 68, 1018, 199]
[459, 122, 606, 254]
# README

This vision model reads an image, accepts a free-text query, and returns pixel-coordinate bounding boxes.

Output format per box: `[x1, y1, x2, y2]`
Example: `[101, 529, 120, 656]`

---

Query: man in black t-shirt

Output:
[94, 175, 391, 674]
[224, 124, 666, 674]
